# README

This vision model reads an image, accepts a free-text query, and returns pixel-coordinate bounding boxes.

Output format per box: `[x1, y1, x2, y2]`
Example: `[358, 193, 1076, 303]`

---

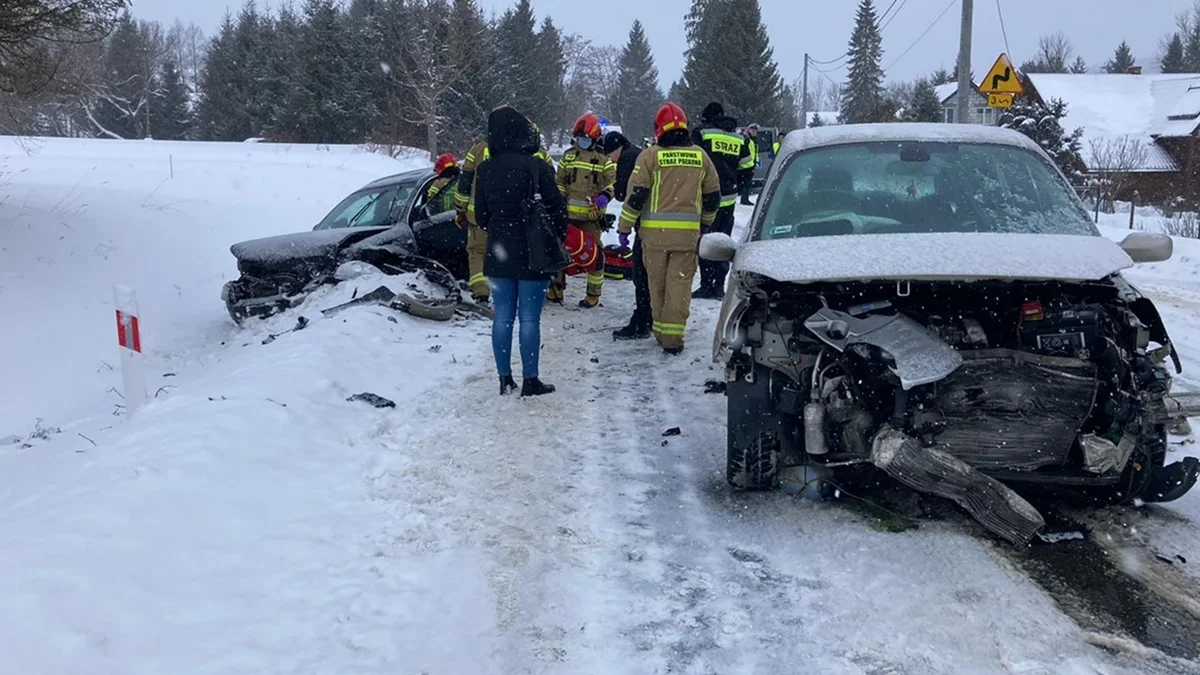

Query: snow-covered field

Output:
[2, 138, 1199, 674]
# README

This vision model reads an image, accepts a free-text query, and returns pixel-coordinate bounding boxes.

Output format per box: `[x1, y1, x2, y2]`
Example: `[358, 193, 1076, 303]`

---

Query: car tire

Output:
[726, 365, 782, 491]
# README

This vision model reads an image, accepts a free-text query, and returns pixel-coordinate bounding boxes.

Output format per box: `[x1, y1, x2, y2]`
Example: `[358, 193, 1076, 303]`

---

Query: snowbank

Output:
[0, 136, 426, 435]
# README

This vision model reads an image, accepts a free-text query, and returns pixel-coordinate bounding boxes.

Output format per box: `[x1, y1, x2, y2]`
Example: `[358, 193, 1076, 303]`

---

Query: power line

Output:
[995, 0, 1012, 58]
[884, 0, 958, 73]
[810, 63, 844, 89]
[809, 52, 849, 66]
[879, 0, 902, 24]
[881, 0, 912, 32]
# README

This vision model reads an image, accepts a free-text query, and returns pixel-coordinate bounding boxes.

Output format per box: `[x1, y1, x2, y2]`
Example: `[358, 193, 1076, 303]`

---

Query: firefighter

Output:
[455, 120, 552, 305]
[692, 102, 753, 300]
[740, 125, 760, 206]
[424, 153, 460, 217]
[602, 130, 650, 341]
[617, 102, 720, 355]
[551, 113, 616, 308]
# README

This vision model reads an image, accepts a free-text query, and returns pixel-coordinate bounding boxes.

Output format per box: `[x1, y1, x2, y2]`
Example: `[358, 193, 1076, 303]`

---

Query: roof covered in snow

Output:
[1025, 73, 1200, 172]
[934, 82, 983, 104]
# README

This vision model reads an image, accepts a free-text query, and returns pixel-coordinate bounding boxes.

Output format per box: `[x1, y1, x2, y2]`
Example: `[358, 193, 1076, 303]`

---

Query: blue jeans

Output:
[491, 278, 549, 379]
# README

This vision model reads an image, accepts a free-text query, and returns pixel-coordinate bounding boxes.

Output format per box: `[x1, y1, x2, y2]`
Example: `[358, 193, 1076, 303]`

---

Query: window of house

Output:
[944, 107, 955, 124]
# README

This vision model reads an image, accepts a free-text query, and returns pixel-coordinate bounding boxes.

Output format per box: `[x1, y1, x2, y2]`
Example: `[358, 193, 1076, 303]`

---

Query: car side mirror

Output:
[1119, 231, 1173, 264]
[699, 232, 739, 262]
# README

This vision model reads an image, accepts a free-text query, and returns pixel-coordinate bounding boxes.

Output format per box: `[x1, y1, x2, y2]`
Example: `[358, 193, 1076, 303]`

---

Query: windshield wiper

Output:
[346, 193, 383, 228]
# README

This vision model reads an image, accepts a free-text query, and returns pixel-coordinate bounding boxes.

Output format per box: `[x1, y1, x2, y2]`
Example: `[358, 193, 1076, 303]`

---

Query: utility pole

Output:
[956, 0, 974, 124]
[800, 54, 809, 129]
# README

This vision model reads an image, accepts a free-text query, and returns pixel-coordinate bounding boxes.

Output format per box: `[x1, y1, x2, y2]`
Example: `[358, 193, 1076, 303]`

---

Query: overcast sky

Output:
[131, 0, 1198, 98]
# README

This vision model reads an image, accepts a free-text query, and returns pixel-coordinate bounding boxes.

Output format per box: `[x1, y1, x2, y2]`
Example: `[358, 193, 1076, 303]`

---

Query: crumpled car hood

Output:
[734, 232, 1134, 284]
[231, 227, 391, 265]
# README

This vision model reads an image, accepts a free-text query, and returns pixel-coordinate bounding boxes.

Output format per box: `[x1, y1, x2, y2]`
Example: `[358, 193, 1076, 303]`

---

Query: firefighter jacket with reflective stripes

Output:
[556, 146, 616, 223]
[454, 141, 551, 226]
[425, 175, 457, 216]
[693, 124, 753, 208]
[617, 141, 720, 249]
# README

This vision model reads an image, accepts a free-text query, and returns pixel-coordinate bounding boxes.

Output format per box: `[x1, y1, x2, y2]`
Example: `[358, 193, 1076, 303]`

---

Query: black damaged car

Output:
[221, 168, 467, 324]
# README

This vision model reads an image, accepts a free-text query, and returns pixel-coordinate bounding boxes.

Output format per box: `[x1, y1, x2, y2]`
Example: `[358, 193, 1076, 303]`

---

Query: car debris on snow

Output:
[347, 393, 396, 409]
[262, 316, 309, 344]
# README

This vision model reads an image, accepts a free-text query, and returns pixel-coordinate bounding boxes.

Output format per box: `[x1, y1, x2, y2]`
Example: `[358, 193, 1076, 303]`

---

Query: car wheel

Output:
[726, 365, 782, 490]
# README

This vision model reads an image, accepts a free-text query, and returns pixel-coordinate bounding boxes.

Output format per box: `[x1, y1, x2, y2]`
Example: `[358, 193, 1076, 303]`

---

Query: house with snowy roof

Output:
[938, 71, 1200, 202]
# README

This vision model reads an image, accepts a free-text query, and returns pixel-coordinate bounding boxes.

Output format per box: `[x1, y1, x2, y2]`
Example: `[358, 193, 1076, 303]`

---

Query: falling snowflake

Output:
[380, 62, 392, 75]
[492, 242, 509, 262]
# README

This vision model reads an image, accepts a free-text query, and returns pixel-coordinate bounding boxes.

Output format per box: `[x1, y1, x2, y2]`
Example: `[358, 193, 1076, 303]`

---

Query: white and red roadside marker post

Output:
[114, 285, 147, 415]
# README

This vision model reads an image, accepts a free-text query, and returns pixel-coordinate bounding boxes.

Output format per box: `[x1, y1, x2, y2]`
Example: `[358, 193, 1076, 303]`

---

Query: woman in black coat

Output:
[474, 106, 568, 397]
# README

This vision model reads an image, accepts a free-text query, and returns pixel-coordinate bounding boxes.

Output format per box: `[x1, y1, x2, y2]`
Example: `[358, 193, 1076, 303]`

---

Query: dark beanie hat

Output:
[702, 102, 724, 120]
[601, 130, 629, 154]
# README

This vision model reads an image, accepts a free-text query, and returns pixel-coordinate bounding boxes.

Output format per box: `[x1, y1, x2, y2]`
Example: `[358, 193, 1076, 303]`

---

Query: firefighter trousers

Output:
[697, 206, 735, 295]
[643, 243, 698, 350]
[467, 224, 490, 299]
[551, 220, 605, 298]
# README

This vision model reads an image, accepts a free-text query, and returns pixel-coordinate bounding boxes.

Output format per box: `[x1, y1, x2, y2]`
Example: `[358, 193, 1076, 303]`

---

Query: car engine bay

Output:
[726, 276, 1200, 544]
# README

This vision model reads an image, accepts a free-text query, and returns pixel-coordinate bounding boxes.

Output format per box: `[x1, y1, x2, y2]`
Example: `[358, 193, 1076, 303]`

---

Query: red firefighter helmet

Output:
[434, 153, 457, 175]
[572, 113, 603, 141]
[655, 102, 688, 139]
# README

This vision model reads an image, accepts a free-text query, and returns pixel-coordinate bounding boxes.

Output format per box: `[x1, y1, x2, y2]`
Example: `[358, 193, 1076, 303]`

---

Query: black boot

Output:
[613, 322, 652, 341]
[663, 346, 684, 356]
[499, 375, 518, 396]
[521, 378, 556, 397]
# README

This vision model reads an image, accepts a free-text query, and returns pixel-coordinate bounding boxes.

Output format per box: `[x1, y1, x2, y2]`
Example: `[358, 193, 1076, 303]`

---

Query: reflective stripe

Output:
[738, 155, 755, 170]
[619, 208, 638, 223]
[701, 210, 717, 226]
[653, 321, 686, 336]
[720, 195, 738, 208]
[468, 273, 488, 286]
[642, 212, 701, 230]
[586, 272, 605, 284]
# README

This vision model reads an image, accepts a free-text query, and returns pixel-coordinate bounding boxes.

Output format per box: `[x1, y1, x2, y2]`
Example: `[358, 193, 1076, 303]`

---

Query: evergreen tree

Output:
[609, 21, 664, 142]
[439, 0, 501, 150]
[287, 0, 362, 143]
[1069, 56, 1088, 74]
[930, 67, 953, 85]
[91, 13, 152, 139]
[152, 59, 192, 139]
[494, 0, 539, 118]
[840, 0, 885, 124]
[1104, 40, 1136, 73]
[906, 78, 942, 123]
[677, 0, 795, 126]
[195, 14, 239, 140]
[1163, 33, 1187, 73]
[532, 16, 567, 132]
[1186, 20, 1200, 71]
[1000, 98, 1085, 182]
[810, 112, 826, 127]
[261, 3, 304, 139]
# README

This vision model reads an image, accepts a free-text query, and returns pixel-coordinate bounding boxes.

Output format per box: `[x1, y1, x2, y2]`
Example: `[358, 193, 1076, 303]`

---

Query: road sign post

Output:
[114, 284, 147, 415]
[979, 53, 1024, 110]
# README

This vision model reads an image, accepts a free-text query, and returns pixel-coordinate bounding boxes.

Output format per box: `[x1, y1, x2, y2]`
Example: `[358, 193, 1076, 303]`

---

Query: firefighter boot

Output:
[579, 295, 600, 309]
[613, 322, 651, 341]
[547, 274, 566, 304]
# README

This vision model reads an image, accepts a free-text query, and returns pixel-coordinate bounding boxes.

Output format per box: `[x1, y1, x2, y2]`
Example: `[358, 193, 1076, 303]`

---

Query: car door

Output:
[408, 176, 469, 278]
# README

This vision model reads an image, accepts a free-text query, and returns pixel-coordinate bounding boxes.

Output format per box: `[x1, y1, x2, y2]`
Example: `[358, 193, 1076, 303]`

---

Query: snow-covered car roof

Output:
[779, 123, 1044, 160]
[360, 167, 435, 191]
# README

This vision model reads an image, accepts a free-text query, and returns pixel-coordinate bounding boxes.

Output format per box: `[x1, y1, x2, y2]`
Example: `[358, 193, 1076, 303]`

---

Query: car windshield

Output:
[314, 181, 418, 230]
[755, 141, 1098, 241]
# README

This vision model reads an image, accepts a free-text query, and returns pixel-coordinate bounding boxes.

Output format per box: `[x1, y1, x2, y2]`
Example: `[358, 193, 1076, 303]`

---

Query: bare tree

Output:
[165, 20, 206, 92]
[1088, 136, 1150, 210]
[386, 0, 470, 157]
[794, 75, 841, 114]
[1021, 32, 1075, 73]
[0, 0, 128, 95]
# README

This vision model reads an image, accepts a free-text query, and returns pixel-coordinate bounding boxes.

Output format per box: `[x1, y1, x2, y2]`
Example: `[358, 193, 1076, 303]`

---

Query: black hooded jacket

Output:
[474, 107, 568, 281]
[692, 109, 749, 200]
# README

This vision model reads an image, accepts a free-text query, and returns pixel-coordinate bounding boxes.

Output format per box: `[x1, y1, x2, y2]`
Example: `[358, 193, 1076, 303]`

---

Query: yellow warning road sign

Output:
[988, 93, 1014, 109]
[979, 53, 1024, 95]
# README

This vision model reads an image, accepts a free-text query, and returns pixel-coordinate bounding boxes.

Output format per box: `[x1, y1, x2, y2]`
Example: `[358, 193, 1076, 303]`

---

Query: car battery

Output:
[1019, 303, 1101, 358]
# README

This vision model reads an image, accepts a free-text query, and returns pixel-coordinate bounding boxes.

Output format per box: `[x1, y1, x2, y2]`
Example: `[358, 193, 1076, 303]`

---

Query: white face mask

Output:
[576, 137, 593, 150]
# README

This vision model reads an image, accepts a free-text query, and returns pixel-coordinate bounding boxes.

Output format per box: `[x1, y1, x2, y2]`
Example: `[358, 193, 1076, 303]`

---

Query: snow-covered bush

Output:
[1160, 210, 1200, 238]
